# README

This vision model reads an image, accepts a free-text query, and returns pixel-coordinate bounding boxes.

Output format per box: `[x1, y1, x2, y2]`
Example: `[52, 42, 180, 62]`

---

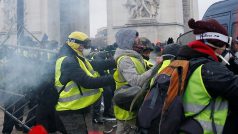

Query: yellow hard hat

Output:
[67, 31, 91, 49]
[68, 31, 89, 41]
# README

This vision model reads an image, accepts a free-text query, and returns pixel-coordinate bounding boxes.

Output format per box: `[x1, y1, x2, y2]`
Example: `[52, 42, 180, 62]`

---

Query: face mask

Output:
[82, 48, 91, 57]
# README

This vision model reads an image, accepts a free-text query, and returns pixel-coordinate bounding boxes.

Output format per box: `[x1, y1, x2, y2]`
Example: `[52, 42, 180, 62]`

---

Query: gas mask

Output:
[82, 48, 91, 57]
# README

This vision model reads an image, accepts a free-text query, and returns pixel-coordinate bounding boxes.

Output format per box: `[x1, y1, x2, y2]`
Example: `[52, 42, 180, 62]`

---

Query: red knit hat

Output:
[188, 18, 231, 48]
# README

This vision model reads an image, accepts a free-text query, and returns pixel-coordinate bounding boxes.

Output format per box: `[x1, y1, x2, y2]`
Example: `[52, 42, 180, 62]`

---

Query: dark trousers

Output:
[58, 111, 87, 134]
[93, 96, 102, 119]
[103, 85, 114, 115]
[2, 97, 25, 133]
[92, 85, 115, 118]
[36, 103, 66, 133]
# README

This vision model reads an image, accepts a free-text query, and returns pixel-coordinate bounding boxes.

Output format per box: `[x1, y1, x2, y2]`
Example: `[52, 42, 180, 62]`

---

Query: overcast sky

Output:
[89, 0, 223, 37]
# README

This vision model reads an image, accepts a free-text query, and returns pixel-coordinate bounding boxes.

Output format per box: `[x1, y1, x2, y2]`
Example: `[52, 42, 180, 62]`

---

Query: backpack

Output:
[136, 59, 209, 134]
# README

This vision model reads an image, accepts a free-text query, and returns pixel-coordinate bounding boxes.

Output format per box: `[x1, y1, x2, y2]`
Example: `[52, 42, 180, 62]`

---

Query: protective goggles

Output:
[68, 38, 91, 49]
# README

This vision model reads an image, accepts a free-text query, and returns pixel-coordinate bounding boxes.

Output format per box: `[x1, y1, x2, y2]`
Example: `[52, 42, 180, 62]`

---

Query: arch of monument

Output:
[106, 0, 198, 44]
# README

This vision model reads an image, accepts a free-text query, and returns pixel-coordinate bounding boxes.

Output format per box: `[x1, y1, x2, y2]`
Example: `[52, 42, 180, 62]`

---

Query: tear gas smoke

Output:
[0, 45, 55, 104]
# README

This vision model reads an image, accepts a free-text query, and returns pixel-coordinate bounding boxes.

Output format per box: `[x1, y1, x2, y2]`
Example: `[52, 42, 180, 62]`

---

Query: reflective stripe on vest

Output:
[56, 82, 77, 92]
[58, 89, 100, 102]
[55, 56, 102, 111]
[184, 101, 227, 114]
[183, 65, 228, 134]
[113, 56, 146, 120]
[199, 120, 223, 134]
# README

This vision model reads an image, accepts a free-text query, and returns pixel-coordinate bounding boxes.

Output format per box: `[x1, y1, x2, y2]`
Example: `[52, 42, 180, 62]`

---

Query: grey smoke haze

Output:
[0, 44, 53, 104]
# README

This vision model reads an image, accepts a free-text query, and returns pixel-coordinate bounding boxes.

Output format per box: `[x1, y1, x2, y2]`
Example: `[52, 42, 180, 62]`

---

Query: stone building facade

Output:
[106, 0, 198, 44]
[0, 0, 89, 45]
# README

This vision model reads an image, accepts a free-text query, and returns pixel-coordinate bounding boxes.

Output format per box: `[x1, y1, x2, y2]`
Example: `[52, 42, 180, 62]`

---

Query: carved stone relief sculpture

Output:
[124, 0, 159, 19]
[0, 0, 16, 31]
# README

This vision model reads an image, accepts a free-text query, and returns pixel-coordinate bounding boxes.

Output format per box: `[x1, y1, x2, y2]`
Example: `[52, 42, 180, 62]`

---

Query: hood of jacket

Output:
[57, 43, 78, 58]
[115, 29, 138, 50]
[114, 48, 144, 63]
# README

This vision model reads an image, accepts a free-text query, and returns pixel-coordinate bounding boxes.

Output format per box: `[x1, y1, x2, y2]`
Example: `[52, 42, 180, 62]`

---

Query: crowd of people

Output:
[1, 18, 238, 134]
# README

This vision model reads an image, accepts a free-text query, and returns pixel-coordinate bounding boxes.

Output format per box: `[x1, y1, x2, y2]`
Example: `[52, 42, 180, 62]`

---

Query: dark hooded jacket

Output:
[177, 41, 238, 134]
[57, 44, 115, 89]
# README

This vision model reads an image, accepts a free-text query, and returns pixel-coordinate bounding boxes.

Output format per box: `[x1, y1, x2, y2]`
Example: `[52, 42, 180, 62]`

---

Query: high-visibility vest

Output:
[144, 59, 154, 70]
[157, 60, 171, 73]
[183, 65, 228, 134]
[113, 56, 146, 120]
[55, 56, 103, 111]
[150, 60, 171, 87]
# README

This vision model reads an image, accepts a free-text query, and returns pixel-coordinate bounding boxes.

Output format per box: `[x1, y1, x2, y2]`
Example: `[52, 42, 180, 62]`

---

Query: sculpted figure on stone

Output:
[125, 0, 159, 18]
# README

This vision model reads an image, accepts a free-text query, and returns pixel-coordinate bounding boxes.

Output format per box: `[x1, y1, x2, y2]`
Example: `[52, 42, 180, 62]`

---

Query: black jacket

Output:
[178, 45, 238, 134]
[57, 44, 115, 89]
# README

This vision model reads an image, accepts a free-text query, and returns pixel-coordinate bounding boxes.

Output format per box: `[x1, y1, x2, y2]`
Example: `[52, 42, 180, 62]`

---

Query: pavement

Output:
[0, 89, 117, 134]
[0, 110, 117, 134]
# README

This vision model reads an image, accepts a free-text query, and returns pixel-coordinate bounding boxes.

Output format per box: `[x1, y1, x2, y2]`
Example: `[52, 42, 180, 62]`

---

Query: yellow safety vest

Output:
[113, 56, 146, 120]
[150, 60, 171, 87]
[55, 56, 103, 111]
[144, 59, 154, 70]
[183, 65, 228, 134]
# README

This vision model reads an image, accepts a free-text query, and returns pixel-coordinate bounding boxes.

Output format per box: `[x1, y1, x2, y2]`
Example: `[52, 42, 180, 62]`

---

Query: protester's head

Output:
[188, 18, 231, 55]
[140, 37, 154, 60]
[162, 43, 181, 60]
[67, 31, 91, 56]
[116, 28, 141, 51]
[155, 40, 161, 46]
[167, 37, 174, 44]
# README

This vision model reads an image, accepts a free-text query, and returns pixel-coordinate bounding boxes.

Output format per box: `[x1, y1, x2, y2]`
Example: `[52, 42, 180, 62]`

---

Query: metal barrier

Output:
[0, 89, 38, 132]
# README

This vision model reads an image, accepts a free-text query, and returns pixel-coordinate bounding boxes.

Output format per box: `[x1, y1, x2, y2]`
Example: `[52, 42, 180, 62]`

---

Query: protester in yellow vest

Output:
[176, 18, 238, 134]
[55, 31, 115, 134]
[113, 29, 162, 134]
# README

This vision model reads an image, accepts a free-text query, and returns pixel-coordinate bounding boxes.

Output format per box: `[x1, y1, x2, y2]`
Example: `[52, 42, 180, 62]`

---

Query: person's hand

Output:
[156, 56, 163, 64]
